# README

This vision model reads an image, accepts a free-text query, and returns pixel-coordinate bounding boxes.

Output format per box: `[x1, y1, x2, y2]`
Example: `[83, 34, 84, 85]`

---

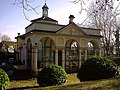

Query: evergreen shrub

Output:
[77, 56, 119, 81]
[37, 64, 67, 86]
[0, 68, 10, 90]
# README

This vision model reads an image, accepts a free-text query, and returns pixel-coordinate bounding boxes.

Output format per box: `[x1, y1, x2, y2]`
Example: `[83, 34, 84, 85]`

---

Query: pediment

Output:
[56, 23, 87, 36]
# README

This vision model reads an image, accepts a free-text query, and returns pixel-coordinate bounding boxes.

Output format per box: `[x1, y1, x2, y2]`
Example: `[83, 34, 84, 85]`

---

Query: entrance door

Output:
[58, 50, 62, 66]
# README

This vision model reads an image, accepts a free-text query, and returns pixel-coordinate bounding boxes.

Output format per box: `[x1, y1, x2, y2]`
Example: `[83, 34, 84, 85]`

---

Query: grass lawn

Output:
[7, 73, 120, 90]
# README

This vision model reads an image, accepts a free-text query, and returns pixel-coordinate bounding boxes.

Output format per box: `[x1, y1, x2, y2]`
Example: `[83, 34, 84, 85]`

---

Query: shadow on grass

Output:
[8, 82, 102, 90]
[9, 78, 120, 90]
[11, 69, 34, 80]
[55, 83, 102, 90]
[7, 83, 83, 90]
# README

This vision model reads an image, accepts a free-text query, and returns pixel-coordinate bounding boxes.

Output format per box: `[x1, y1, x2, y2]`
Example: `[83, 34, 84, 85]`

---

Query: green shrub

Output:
[77, 56, 119, 82]
[0, 68, 10, 90]
[37, 64, 67, 86]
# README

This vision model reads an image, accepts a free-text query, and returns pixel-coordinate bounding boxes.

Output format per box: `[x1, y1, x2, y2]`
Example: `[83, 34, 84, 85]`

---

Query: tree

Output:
[0, 34, 11, 42]
[12, 0, 40, 20]
[0, 68, 10, 90]
[72, 0, 120, 11]
[0, 34, 11, 52]
[115, 26, 120, 56]
[79, 0, 120, 56]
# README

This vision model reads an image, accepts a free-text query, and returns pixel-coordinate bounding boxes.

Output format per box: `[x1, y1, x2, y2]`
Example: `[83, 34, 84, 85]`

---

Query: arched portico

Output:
[26, 38, 32, 68]
[37, 37, 55, 69]
[65, 39, 79, 72]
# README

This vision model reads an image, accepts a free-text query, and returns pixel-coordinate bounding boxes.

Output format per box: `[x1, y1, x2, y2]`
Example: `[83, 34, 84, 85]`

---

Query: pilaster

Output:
[85, 49, 87, 61]
[62, 48, 65, 69]
[55, 48, 58, 65]
[79, 50, 82, 68]
[32, 45, 38, 72]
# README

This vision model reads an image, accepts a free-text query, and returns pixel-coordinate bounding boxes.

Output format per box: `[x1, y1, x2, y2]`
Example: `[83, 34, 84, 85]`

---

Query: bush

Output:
[77, 56, 119, 82]
[0, 68, 10, 90]
[37, 64, 67, 86]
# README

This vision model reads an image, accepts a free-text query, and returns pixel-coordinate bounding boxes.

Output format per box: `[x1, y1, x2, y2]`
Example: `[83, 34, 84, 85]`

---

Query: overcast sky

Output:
[0, 0, 89, 41]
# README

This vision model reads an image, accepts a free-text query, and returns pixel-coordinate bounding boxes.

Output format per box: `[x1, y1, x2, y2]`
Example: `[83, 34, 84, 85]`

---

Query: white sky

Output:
[0, 0, 91, 41]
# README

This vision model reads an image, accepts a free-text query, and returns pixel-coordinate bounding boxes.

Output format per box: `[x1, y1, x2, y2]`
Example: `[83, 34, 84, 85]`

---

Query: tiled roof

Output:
[31, 16, 58, 23]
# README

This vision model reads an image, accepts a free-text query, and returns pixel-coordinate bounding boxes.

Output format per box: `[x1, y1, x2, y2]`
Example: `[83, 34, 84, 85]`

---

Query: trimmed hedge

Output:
[77, 56, 119, 82]
[0, 68, 10, 90]
[37, 64, 67, 86]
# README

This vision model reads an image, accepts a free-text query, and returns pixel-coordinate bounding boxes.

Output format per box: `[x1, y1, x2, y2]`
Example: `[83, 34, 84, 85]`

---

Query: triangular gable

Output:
[56, 22, 88, 36]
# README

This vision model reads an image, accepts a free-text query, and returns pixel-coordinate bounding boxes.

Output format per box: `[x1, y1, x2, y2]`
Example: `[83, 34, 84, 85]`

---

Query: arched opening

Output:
[37, 37, 55, 69]
[88, 40, 99, 55]
[26, 38, 32, 68]
[65, 39, 79, 72]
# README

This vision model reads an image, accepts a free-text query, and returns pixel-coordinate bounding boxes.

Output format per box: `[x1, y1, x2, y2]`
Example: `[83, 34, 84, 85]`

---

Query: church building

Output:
[16, 3, 102, 72]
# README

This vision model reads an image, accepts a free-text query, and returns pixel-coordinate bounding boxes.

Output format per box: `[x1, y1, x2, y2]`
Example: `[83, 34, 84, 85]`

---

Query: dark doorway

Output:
[58, 50, 62, 66]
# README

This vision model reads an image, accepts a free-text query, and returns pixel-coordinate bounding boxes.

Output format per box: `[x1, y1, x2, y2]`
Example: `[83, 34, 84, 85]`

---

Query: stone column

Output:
[21, 48, 23, 62]
[85, 49, 87, 61]
[62, 48, 65, 69]
[18, 49, 21, 61]
[31, 48, 34, 71]
[55, 48, 58, 65]
[79, 50, 82, 68]
[24, 45, 27, 65]
[23, 43, 26, 64]
[34, 47, 38, 72]
[32, 45, 38, 72]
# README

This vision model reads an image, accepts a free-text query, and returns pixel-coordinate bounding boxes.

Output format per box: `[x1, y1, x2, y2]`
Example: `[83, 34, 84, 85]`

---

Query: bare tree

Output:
[82, 0, 120, 56]
[72, 0, 120, 11]
[1, 34, 11, 41]
[12, 0, 40, 20]
[12, 0, 120, 20]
